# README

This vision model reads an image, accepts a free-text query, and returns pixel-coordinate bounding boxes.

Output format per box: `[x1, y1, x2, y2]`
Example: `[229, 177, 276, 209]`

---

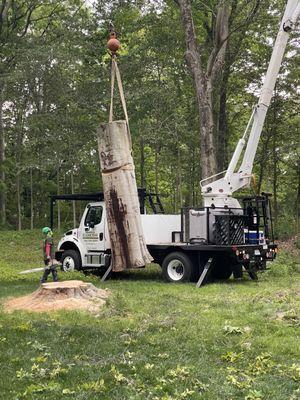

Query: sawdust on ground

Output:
[3, 280, 110, 314]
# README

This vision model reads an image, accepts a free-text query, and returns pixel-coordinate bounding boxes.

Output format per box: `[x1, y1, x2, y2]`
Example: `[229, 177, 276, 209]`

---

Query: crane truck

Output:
[53, 0, 299, 283]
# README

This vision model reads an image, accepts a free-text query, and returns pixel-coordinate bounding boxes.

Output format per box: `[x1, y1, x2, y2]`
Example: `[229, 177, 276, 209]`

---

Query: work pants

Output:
[40, 266, 58, 283]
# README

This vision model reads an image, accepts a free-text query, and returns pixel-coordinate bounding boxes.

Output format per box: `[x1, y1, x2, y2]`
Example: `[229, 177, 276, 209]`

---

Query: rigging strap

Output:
[109, 56, 129, 126]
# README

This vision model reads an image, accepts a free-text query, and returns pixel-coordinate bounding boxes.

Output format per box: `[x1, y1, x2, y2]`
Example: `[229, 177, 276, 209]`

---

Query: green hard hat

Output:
[42, 227, 51, 234]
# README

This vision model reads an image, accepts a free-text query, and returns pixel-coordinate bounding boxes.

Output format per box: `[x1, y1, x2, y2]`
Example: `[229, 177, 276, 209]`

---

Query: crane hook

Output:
[107, 21, 120, 55]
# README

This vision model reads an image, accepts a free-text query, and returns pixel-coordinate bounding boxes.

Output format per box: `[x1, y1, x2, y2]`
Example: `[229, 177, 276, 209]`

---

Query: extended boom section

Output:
[201, 0, 300, 209]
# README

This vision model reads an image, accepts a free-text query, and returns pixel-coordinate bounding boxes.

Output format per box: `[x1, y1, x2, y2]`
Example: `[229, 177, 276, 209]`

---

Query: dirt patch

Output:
[3, 280, 110, 314]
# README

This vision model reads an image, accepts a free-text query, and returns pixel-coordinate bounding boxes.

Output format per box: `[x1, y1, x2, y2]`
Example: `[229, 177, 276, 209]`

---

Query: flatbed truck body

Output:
[54, 192, 277, 282]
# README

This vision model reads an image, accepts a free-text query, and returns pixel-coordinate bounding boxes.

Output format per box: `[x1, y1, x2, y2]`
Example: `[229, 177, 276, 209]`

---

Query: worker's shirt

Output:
[43, 236, 55, 259]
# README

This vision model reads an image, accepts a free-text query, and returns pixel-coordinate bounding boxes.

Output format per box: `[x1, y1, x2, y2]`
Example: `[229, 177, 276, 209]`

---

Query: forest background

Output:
[0, 0, 299, 238]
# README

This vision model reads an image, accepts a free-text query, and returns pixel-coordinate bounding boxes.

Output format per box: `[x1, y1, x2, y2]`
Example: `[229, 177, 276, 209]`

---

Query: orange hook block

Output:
[107, 32, 120, 54]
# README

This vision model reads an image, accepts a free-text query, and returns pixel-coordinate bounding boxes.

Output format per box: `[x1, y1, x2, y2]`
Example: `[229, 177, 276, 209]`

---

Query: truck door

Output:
[81, 205, 105, 251]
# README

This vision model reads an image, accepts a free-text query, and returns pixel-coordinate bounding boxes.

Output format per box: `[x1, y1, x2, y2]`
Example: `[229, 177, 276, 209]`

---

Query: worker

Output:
[40, 227, 58, 283]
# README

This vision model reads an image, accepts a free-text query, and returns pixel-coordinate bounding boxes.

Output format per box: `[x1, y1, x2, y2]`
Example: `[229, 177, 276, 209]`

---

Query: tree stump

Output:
[4, 280, 110, 313]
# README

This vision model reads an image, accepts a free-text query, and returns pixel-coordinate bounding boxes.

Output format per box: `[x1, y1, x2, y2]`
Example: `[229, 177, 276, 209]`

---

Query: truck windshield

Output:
[85, 206, 103, 226]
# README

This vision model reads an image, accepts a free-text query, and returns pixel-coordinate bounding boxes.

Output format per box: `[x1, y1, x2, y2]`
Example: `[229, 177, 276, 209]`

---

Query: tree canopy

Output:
[0, 0, 298, 238]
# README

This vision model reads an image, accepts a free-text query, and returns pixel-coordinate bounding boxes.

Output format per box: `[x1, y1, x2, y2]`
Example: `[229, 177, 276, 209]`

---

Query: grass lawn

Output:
[0, 230, 299, 400]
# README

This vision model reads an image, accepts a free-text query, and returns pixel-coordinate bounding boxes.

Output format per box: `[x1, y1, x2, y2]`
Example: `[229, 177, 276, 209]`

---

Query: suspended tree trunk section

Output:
[97, 120, 153, 272]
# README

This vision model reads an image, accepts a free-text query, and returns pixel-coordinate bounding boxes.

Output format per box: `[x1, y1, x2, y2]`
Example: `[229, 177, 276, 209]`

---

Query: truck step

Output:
[84, 253, 110, 268]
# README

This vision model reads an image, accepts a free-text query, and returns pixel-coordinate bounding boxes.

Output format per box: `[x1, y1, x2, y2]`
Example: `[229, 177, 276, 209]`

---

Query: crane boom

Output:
[201, 0, 300, 209]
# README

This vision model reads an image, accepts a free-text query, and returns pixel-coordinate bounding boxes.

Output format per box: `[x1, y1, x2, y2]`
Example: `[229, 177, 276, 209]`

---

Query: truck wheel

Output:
[211, 255, 233, 280]
[61, 250, 81, 272]
[162, 252, 193, 283]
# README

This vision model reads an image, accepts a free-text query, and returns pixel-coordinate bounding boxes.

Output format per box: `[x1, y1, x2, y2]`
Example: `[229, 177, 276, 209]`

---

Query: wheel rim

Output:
[62, 256, 75, 272]
[167, 259, 184, 281]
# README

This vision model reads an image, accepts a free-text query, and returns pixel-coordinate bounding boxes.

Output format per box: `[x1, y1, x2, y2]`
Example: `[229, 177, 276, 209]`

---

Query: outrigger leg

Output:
[196, 257, 213, 288]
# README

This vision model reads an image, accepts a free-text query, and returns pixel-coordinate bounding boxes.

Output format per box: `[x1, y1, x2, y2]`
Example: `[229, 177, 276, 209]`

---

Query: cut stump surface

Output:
[3, 280, 110, 313]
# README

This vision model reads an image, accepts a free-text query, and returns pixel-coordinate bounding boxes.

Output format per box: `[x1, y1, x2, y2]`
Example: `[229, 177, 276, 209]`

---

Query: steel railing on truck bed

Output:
[181, 194, 274, 246]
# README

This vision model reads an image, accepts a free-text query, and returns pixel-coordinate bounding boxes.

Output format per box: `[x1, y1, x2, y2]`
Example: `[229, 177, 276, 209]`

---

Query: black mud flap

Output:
[244, 260, 258, 280]
[55, 250, 64, 262]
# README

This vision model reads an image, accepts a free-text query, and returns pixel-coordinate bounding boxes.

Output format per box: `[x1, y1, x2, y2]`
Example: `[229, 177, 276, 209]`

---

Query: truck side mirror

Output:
[89, 221, 95, 229]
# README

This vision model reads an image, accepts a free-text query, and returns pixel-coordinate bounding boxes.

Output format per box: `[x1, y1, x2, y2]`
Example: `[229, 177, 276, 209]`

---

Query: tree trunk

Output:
[176, 141, 183, 209]
[0, 85, 6, 225]
[257, 128, 272, 194]
[71, 169, 76, 227]
[184, 51, 217, 178]
[199, 79, 218, 178]
[140, 133, 146, 188]
[177, 0, 229, 179]
[218, 69, 230, 171]
[30, 168, 34, 229]
[155, 144, 159, 194]
[16, 171, 21, 231]
[296, 163, 300, 236]
[191, 146, 195, 206]
[57, 169, 61, 231]
[272, 132, 278, 229]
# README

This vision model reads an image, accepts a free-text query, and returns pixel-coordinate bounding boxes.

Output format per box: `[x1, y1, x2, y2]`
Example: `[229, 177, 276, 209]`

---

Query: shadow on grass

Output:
[87, 266, 258, 286]
[1, 266, 264, 294]
[89, 265, 164, 283]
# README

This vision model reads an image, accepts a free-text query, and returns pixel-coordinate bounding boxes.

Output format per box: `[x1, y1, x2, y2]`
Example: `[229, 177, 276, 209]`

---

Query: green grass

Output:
[0, 230, 299, 400]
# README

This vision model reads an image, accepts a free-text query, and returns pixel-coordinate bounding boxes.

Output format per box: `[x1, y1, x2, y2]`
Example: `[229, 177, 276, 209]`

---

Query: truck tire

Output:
[61, 250, 81, 272]
[211, 255, 233, 280]
[162, 252, 193, 283]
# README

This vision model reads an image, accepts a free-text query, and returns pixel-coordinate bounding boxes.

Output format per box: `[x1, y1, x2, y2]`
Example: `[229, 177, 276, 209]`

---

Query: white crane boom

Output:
[201, 0, 300, 209]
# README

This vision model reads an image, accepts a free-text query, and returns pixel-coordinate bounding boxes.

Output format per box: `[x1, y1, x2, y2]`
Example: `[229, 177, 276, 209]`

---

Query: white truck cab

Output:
[58, 202, 108, 271]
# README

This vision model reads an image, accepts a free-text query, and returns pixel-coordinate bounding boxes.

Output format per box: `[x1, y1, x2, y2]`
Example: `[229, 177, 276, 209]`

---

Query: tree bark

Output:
[217, 67, 230, 171]
[140, 133, 146, 188]
[176, 136, 183, 209]
[0, 85, 6, 225]
[257, 122, 273, 194]
[97, 120, 153, 271]
[272, 130, 278, 228]
[57, 169, 61, 231]
[30, 168, 34, 229]
[177, 0, 229, 179]
[296, 162, 300, 236]
[16, 171, 21, 231]
[155, 143, 159, 194]
[191, 146, 195, 206]
[71, 169, 76, 228]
